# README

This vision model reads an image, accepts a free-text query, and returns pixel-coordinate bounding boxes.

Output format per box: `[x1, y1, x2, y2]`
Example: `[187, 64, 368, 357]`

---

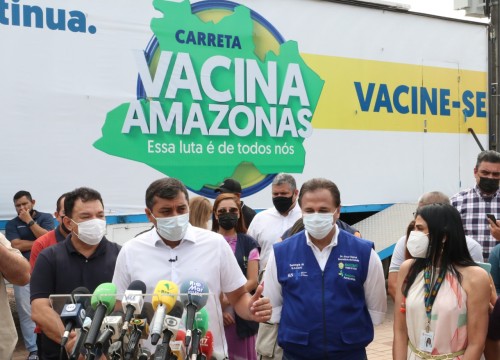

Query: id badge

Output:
[419, 330, 434, 352]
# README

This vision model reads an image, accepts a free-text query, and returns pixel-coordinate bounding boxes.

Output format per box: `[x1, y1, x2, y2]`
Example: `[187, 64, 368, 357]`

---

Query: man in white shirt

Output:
[263, 178, 386, 360]
[248, 173, 302, 271]
[112, 177, 272, 357]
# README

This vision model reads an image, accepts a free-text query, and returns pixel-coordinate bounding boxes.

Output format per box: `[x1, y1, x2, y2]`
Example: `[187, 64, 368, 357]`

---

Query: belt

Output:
[408, 341, 465, 359]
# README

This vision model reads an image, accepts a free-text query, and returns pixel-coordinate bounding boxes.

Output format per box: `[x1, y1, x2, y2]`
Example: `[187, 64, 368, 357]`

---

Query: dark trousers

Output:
[283, 349, 367, 360]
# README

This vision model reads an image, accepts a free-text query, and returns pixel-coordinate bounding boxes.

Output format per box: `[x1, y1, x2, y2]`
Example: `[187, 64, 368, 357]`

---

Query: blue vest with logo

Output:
[274, 229, 374, 359]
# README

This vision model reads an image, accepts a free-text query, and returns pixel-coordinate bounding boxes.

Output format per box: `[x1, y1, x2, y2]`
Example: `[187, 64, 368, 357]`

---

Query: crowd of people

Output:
[1, 150, 500, 360]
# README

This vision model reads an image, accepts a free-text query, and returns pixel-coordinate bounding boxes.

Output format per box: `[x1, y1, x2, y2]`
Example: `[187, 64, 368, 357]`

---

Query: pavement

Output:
[12, 296, 395, 359]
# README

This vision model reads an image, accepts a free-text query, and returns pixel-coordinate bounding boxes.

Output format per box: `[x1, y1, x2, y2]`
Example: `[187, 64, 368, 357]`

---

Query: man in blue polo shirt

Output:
[6, 190, 54, 360]
[263, 178, 387, 360]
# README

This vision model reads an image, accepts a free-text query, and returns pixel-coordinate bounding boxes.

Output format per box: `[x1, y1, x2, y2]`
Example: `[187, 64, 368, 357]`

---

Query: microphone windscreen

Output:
[152, 280, 178, 312]
[168, 301, 184, 318]
[193, 308, 209, 336]
[179, 280, 209, 309]
[127, 280, 146, 293]
[200, 330, 213, 359]
[90, 283, 117, 314]
[72, 287, 90, 307]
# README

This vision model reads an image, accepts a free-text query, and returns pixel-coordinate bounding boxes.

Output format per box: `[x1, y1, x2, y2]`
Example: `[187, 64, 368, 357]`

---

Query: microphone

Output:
[60, 287, 90, 348]
[123, 302, 154, 360]
[138, 348, 152, 360]
[150, 280, 179, 345]
[189, 308, 209, 360]
[107, 340, 122, 360]
[169, 256, 178, 262]
[199, 330, 213, 360]
[84, 283, 117, 350]
[95, 310, 124, 349]
[69, 307, 95, 360]
[153, 301, 184, 360]
[124, 319, 147, 360]
[170, 329, 186, 360]
[120, 280, 146, 339]
[179, 279, 209, 348]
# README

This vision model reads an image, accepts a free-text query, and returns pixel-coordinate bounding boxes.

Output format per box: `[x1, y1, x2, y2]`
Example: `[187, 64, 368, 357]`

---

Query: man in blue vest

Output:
[263, 178, 387, 360]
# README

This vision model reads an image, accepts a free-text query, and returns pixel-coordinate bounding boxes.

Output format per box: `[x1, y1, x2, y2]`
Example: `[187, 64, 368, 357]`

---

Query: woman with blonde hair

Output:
[189, 196, 212, 229]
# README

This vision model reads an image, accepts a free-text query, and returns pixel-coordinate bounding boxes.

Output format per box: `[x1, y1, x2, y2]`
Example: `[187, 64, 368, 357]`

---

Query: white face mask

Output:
[72, 218, 106, 246]
[406, 231, 429, 258]
[303, 211, 336, 240]
[154, 213, 189, 241]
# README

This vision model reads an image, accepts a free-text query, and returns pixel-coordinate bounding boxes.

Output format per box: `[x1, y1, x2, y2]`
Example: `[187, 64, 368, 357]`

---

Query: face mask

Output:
[406, 231, 429, 258]
[478, 177, 500, 194]
[60, 217, 71, 235]
[155, 213, 189, 241]
[303, 211, 336, 239]
[218, 213, 238, 230]
[273, 196, 294, 214]
[72, 218, 106, 246]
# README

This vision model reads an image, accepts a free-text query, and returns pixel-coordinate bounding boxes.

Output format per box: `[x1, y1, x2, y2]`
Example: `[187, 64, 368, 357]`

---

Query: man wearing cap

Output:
[215, 178, 257, 228]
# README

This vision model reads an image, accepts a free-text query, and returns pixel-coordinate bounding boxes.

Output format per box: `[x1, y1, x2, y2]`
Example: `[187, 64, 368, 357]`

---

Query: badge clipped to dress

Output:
[419, 327, 434, 352]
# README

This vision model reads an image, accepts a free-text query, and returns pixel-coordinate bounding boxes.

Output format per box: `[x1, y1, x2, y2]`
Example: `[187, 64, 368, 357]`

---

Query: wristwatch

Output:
[27, 220, 35, 227]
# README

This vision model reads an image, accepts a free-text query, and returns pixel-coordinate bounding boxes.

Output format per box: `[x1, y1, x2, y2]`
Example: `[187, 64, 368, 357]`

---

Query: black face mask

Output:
[478, 177, 500, 194]
[60, 217, 71, 235]
[273, 196, 293, 214]
[218, 213, 238, 230]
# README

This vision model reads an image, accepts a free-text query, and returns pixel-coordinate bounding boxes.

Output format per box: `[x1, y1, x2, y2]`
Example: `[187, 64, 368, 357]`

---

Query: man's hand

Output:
[248, 285, 272, 323]
[487, 218, 500, 241]
[18, 208, 33, 224]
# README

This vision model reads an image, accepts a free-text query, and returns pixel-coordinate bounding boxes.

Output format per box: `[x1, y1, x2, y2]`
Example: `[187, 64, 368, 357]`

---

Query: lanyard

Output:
[423, 265, 446, 331]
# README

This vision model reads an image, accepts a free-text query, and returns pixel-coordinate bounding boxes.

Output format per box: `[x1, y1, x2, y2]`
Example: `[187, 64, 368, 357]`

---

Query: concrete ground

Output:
[11, 289, 395, 359]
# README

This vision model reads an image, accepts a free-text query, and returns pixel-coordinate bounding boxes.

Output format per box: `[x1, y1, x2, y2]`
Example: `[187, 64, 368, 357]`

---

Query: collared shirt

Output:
[5, 210, 54, 259]
[30, 236, 120, 360]
[451, 185, 500, 260]
[263, 225, 387, 325]
[112, 225, 247, 356]
[247, 204, 302, 270]
[0, 233, 23, 359]
[30, 236, 121, 299]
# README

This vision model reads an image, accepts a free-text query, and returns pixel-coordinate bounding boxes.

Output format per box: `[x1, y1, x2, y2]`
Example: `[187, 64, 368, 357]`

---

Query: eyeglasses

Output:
[217, 207, 238, 215]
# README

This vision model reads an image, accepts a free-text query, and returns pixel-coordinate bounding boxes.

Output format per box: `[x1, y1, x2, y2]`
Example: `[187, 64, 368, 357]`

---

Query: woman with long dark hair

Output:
[212, 193, 259, 360]
[393, 204, 491, 359]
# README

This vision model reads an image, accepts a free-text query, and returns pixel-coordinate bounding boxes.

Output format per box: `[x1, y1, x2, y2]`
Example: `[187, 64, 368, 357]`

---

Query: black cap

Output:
[215, 179, 242, 193]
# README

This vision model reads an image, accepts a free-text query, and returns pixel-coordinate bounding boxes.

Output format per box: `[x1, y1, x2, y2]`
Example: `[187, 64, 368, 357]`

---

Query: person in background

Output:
[189, 196, 212, 229]
[212, 193, 259, 360]
[248, 173, 302, 271]
[451, 150, 500, 261]
[215, 178, 257, 228]
[0, 232, 31, 359]
[393, 204, 490, 360]
[29, 192, 70, 271]
[6, 190, 54, 360]
[388, 191, 484, 301]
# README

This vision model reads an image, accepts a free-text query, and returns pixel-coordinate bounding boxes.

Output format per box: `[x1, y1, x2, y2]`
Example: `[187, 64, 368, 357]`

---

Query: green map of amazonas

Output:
[94, 0, 324, 190]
